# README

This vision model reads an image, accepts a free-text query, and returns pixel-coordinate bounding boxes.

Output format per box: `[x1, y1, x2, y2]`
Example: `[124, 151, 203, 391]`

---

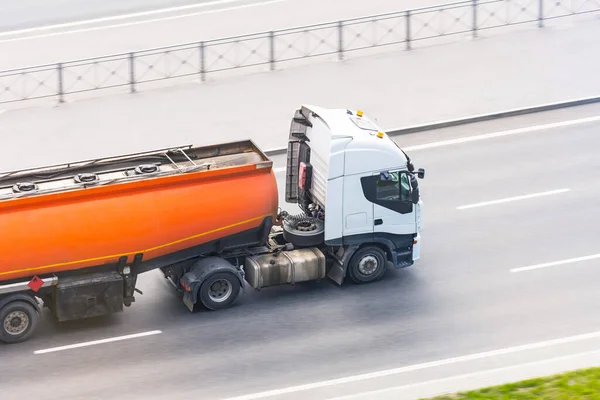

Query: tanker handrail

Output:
[1, 139, 269, 180]
[0, 144, 195, 179]
[162, 147, 200, 172]
[0, 139, 271, 202]
[0, 161, 214, 201]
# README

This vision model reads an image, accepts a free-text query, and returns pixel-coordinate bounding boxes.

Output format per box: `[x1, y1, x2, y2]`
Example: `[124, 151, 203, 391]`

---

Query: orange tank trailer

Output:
[0, 141, 279, 282]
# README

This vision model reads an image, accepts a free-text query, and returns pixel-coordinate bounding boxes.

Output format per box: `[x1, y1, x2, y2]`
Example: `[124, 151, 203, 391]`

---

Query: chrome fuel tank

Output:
[243, 248, 326, 290]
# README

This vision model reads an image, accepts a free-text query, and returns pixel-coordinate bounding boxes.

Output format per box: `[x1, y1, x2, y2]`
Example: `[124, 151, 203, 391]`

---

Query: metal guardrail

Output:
[0, 0, 598, 105]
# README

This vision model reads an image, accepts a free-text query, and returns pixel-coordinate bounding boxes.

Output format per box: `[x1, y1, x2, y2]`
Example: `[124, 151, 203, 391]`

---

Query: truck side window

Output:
[361, 171, 414, 214]
[376, 171, 411, 201]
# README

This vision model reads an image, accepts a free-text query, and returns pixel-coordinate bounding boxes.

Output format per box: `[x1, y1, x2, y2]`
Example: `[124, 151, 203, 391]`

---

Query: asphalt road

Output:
[0, 0, 211, 32]
[1, 105, 599, 399]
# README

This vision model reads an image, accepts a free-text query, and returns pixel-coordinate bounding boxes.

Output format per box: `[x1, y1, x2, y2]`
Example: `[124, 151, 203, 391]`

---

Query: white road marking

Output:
[33, 330, 162, 354]
[273, 167, 285, 173]
[328, 348, 600, 400]
[221, 328, 600, 399]
[456, 188, 571, 210]
[0, 0, 288, 43]
[511, 253, 600, 273]
[403, 115, 600, 152]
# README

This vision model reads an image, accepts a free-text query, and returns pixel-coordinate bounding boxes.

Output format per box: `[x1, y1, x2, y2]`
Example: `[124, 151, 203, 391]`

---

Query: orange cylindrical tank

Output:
[0, 148, 279, 282]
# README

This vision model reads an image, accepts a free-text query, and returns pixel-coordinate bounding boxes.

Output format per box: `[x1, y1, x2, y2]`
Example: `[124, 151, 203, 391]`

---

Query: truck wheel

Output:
[198, 272, 241, 311]
[347, 246, 387, 284]
[0, 301, 38, 344]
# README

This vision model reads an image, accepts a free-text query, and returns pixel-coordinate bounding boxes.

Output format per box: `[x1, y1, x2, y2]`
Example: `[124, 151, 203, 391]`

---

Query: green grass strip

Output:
[422, 366, 600, 400]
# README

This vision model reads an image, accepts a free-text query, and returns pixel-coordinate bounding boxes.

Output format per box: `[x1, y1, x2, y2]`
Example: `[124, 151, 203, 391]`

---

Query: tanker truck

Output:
[0, 105, 424, 344]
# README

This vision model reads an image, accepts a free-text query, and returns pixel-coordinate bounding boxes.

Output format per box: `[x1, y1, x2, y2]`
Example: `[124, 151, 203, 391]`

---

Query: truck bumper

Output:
[387, 234, 421, 269]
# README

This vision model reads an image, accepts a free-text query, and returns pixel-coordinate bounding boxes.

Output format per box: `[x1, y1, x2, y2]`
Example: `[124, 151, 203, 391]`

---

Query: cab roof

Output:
[300, 104, 409, 177]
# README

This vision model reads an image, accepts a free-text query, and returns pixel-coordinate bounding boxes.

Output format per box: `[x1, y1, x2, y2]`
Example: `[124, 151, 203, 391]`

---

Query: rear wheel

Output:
[199, 272, 241, 311]
[347, 246, 388, 284]
[0, 301, 38, 344]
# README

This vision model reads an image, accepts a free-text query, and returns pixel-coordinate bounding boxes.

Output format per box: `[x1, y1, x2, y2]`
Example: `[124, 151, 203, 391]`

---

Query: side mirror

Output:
[417, 168, 425, 179]
[409, 173, 420, 204]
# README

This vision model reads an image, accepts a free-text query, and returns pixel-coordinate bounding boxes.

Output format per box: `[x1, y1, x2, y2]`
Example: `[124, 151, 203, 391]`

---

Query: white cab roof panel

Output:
[302, 104, 409, 178]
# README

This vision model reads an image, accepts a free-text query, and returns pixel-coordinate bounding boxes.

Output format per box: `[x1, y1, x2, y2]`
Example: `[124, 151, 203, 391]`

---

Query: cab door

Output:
[361, 170, 416, 236]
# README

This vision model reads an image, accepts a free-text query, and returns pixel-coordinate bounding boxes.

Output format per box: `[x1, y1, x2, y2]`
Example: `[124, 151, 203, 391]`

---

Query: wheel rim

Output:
[358, 255, 379, 276]
[3, 311, 29, 336]
[208, 279, 233, 303]
[295, 221, 317, 232]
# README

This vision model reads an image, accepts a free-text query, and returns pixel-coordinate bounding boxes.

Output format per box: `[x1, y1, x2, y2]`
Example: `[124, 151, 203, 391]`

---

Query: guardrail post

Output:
[57, 63, 64, 103]
[129, 52, 136, 93]
[538, 0, 544, 27]
[269, 31, 275, 71]
[199, 41, 206, 82]
[472, 0, 478, 38]
[338, 21, 344, 60]
[406, 11, 411, 50]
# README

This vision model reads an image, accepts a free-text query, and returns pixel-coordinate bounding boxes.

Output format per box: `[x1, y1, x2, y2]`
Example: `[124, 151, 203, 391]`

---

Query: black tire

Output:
[347, 246, 388, 284]
[0, 301, 38, 344]
[198, 271, 242, 311]
[282, 216, 324, 247]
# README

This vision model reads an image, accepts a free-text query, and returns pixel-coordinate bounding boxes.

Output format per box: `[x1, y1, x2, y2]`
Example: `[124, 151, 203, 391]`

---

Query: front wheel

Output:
[347, 246, 388, 284]
[0, 301, 39, 344]
[198, 272, 242, 311]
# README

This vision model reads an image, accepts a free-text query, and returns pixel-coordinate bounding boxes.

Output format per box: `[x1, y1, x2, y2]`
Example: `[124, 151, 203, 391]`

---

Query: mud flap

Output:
[327, 261, 345, 285]
[326, 244, 361, 285]
[182, 291, 195, 312]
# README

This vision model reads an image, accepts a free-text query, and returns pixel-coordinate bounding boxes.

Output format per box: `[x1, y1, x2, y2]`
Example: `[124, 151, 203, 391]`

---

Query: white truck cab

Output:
[284, 105, 424, 285]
